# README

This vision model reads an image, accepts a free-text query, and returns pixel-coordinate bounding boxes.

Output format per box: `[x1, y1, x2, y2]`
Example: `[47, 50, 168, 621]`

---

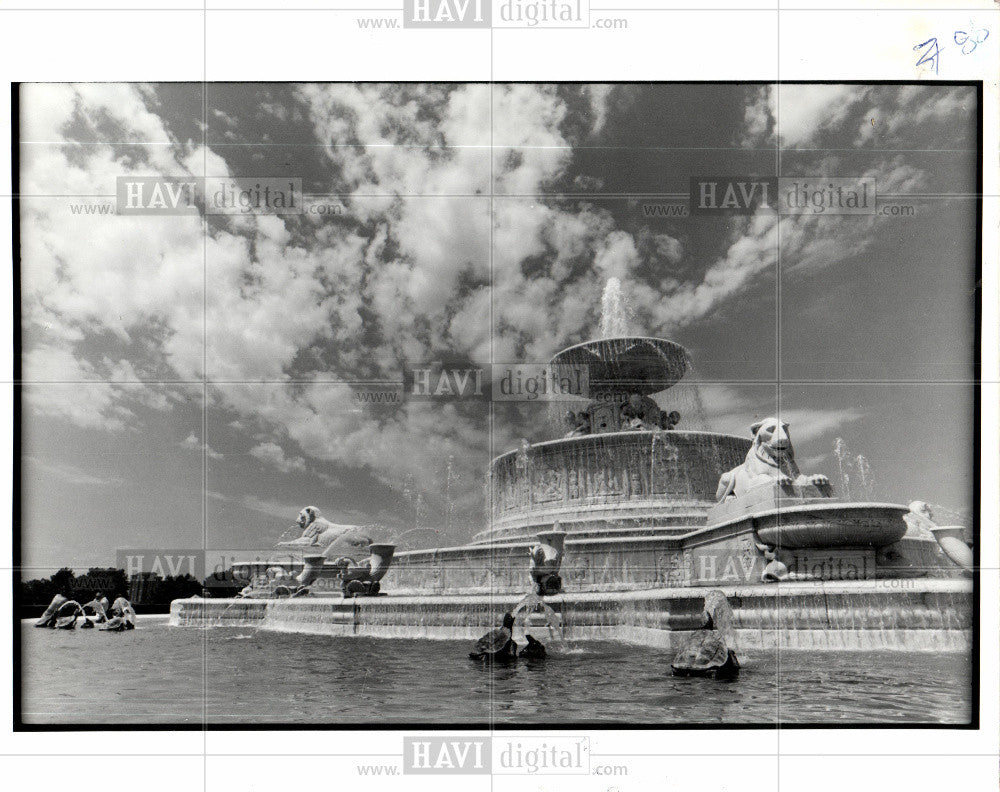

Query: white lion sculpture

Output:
[278, 506, 373, 558]
[715, 417, 831, 501]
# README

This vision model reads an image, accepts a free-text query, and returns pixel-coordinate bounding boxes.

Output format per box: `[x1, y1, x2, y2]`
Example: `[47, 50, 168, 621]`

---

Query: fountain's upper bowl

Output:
[549, 336, 690, 396]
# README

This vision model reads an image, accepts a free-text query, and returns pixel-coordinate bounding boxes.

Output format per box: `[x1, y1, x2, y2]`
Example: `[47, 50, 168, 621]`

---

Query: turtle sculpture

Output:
[519, 634, 546, 659]
[81, 599, 108, 623]
[469, 612, 518, 662]
[99, 597, 137, 631]
[671, 590, 740, 679]
[51, 600, 85, 629]
[55, 609, 81, 629]
[35, 594, 69, 627]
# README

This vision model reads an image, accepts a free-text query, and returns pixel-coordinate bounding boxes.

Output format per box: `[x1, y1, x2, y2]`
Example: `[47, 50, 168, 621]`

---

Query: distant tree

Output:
[202, 567, 244, 598]
[49, 567, 76, 597]
[18, 575, 55, 607]
[163, 573, 202, 601]
[74, 567, 128, 601]
[19, 567, 207, 615]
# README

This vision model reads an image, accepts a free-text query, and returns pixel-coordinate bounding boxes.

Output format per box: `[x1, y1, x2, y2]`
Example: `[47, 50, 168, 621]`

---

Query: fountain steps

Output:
[169, 579, 972, 652]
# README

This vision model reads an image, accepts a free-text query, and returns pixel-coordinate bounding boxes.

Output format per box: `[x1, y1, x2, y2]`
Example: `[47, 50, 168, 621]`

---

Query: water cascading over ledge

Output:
[169, 578, 973, 652]
[481, 430, 750, 543]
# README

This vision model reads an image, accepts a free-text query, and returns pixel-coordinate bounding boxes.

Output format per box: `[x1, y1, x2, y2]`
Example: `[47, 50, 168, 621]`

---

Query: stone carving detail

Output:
[529, 528, 566, 595]
[602, 467, 623, 497]
[534, 467, 564, 503]
[471, 560, 490, 587]
[627, 469, 644, 498]
[499, 462, 519, 512]
[330, 543, 395, 597]
[715, 417, 832, 501]
[567, 469, 582, 500]
[568, 557, 590, 584]
[490, 432, 753, 524]
[657, 552, 687, 586]
[588, 401, 619, 433]
[563, 409, 592, 437]
[682, 548, 695, 579]
[738, 534, 759, 579]
[619, 392, 664, 431]
[653, 439, 689, 497]
[598, 555, 616, 585]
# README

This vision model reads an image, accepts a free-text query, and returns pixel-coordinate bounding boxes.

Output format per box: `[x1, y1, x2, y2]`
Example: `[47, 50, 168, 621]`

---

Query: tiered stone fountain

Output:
[170, 281, 973, 651]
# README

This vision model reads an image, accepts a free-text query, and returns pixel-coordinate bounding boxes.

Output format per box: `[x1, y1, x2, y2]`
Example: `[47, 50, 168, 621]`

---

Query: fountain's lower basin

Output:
[381, 498, 958, 594]
[169, 579, 972, 652]
[753, 503, 908, 548]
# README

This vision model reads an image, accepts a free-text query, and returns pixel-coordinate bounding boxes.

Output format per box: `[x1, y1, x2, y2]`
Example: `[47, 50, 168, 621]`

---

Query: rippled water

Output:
[20, 619, 972, 725]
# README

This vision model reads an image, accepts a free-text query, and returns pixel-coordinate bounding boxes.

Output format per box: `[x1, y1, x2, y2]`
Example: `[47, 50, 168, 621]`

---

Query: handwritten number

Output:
[914, 38, 942, 75]
[954, 24, 989, 55]
[917, 24, 990, 73]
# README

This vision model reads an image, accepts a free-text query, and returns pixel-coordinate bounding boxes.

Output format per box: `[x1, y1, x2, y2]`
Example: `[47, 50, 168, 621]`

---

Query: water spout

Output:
[512, 591, 564, 641]
[600, 277, 634, 338]
[390, 527, 443, 547]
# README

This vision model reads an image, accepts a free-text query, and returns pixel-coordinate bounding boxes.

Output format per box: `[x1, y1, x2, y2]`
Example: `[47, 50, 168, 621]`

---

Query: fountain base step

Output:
[169, 579, 971, 652]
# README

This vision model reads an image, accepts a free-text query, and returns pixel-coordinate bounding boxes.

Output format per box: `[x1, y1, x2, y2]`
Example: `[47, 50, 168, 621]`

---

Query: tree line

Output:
[18, 567, 205, 617]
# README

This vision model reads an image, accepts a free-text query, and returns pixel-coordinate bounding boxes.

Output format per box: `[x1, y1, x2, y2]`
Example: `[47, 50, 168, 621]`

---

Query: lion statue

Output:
[715, 417, 831, 501]
[278, 506, 373, 559]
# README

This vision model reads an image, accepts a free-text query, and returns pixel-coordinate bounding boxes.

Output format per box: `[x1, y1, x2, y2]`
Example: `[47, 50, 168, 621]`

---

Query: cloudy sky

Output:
[18, 83, 978, 572]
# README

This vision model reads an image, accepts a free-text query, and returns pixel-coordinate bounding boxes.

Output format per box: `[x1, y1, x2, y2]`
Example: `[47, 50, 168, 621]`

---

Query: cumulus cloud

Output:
[180, 432, 223, 459]
[19, 82, 969, 534]
[855, 85, 974, 146]
[741, 83, 973, 151]
[249, 441, 306, 473]
[742, 84, 868, 149]
[698, 383, 863, 445]
[22, 345, 170, 430]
